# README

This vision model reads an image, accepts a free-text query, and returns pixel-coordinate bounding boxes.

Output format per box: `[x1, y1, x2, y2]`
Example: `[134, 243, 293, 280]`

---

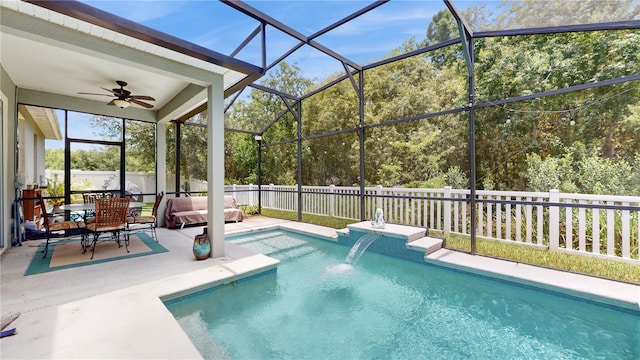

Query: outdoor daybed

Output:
[164, 195, 244, 228]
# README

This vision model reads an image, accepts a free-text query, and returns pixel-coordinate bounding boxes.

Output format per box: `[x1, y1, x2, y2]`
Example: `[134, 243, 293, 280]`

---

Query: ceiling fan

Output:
[79, 80, 155, 109]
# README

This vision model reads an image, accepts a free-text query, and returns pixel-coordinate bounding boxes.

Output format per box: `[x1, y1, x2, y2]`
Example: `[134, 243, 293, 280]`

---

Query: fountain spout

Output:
[370, 208, 385, 229]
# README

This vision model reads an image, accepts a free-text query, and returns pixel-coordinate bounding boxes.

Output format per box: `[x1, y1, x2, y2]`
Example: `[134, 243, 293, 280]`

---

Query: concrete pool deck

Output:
[1, 216, 638, 358]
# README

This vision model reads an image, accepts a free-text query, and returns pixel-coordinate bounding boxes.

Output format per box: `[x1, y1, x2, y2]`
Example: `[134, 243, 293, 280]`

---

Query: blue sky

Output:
[83, 0, 456, 81]
[46, 110, 106, 150]
[48, 1, 489, 150]
[79, 1, 515, 81]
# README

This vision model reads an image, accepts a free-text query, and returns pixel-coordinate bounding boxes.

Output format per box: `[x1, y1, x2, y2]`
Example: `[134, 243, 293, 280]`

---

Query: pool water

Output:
[166, 230, 640, 360]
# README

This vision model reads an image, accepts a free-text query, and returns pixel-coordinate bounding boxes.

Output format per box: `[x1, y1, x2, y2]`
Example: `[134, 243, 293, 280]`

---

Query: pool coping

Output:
[425, 249, 640, 313]
[3, 222, 638, 359]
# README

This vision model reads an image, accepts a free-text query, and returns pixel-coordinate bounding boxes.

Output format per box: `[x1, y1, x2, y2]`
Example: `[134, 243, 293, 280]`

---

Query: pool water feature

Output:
[344, 233, 380, 265]
[165, 229, 640, 359]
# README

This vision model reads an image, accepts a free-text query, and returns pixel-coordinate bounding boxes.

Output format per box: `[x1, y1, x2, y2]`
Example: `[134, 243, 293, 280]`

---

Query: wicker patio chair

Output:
[85, 197, 130, 259]
[127, 192, 163, 242]
[38, 192, 86, 259]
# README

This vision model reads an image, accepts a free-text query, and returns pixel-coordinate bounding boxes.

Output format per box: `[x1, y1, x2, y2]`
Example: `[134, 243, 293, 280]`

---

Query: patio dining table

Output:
[59, 201, 146, 229]
[60, 201, 146, 213]
[59, 201, 146, 254]
[60, 201, 145, 220]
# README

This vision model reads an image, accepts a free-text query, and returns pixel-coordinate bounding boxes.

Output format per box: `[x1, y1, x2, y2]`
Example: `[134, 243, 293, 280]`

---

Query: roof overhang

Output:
[18, 104, 61, 140]
[0, 0, 263, 127]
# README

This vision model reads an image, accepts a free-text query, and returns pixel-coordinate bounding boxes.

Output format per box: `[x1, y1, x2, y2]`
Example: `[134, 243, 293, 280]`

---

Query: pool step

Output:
[407, 236, 444, 256]
[336, 224, 444, 263]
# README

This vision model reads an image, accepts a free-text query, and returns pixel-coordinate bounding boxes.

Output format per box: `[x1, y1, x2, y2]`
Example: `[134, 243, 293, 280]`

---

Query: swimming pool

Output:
[166, 229, 640, 359]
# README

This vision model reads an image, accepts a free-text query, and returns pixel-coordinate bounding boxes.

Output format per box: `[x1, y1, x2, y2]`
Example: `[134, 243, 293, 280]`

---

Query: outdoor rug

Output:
[25, 233, 168, 275]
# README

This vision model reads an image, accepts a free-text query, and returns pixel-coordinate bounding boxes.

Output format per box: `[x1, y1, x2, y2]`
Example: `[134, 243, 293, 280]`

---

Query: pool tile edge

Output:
[426, 249, 640, 313]
[158, 254, 280, 302]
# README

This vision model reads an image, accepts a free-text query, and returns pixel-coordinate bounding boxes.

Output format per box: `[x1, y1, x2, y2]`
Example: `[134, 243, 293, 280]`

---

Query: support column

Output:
[296, 102, 302, 222]
[207, 76, 225, 258]
[358, 70, 366, 221]
[156, 122, 168, 227]
[256, 136, 262, 213]
[175, 121, 181, 197]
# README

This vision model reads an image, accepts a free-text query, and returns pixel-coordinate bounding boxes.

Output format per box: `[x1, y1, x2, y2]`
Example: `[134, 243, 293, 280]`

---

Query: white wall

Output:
[1, 64, 17, 253]
[18, 109, 46, 187]
[0, 65, 48, 253]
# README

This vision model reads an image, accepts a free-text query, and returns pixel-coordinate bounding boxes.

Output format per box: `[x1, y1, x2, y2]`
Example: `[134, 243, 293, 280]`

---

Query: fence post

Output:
[295, 184, 299, 212]
[549, 189, 560, 251]
[248, 184, 254, 206]
[444, 186, 452, 236]
[232, 184, 237, 200]
[329, 184, 335, 217]
[269, 184, 275, 209]
[376, 185, 383, 210]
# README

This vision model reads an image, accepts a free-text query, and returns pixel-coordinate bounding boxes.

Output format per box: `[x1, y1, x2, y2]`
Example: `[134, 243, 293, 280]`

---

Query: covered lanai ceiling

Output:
[1, 0, 639, 130]
[0, 0, 262, 125]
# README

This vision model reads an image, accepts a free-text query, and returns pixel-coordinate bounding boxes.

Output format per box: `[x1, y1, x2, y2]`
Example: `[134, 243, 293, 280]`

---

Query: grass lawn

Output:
[446, 235, 640, 284]
[261, 209, 640, 284]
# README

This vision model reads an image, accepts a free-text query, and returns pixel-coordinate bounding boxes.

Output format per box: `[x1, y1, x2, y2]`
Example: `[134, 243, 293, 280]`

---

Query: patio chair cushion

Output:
[48, 220, 82, 231]
[127, 215, 156, 224]
[165, 196, 243, 228]
[86, 223, 125, 232]
[224, 196, 237, 209]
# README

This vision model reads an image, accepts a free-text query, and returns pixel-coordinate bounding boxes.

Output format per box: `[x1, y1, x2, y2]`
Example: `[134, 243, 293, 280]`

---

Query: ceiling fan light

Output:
[113, 99, 130, 108]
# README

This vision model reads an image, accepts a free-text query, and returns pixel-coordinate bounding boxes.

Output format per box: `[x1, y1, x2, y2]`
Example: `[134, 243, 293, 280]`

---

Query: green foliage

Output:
[124, 120, 156, 172]
[524, 153, 566, 191]
[238, 205, 259, 217]
[406, 177, 446, 189]
[445, 166, 468, 189]
[224, 63, 313, 186]
[261, 209, 357, 229]
[45, 149, 65, 170]
[578, 156, 636, 195]
[46, 145, 121, 172]
[180, 117, 209, 182]
[45, 173, 65, 206]
[473, 21, 640, 192]
[525, 144, 639, 195]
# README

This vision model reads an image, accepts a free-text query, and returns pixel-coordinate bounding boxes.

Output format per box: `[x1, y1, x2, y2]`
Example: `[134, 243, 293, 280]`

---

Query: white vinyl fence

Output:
[237, 184, 639, 263]
[42, 170, 639, 262]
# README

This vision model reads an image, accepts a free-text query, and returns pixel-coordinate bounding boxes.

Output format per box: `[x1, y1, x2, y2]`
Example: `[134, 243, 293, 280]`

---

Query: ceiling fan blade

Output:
[80, 82, 155, 108]
[130, 99, 154, 108]
[129, 95, 155, 101]
[101, 87, 120, 95]
[78, 92, 114, 97]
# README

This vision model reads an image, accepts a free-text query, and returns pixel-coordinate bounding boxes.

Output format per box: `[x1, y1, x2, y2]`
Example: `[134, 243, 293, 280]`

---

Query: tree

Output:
[525, 143, 639, 195]
[474, 27, 640, 190]
[225, 62, 313, 185]
[45, 148, 64, 170]
[124, 120, 156, 172]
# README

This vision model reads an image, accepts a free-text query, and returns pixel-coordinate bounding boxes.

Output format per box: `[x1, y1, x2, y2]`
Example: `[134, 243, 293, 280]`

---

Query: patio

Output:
[2, 215, 638, 359]
[0, 216, 305, 358]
